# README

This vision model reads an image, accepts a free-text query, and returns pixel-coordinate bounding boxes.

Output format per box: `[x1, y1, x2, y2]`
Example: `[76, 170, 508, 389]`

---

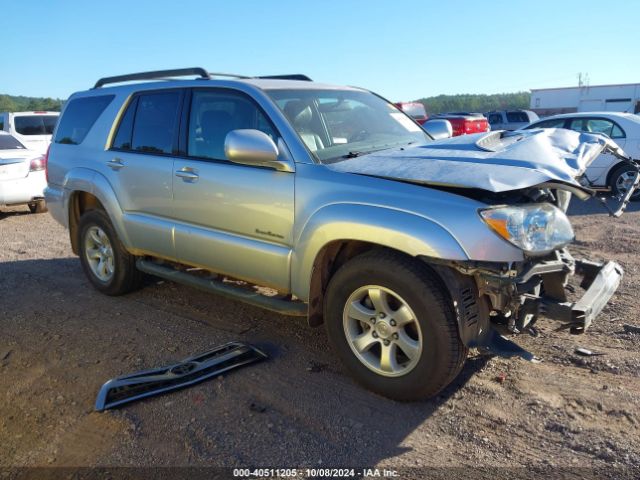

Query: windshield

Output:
[267, 89, 430, 163]
[0, 135, 26, 150]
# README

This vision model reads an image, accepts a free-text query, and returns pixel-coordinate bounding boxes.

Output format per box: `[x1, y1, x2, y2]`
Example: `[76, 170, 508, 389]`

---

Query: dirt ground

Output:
[1, 198, 639, 478]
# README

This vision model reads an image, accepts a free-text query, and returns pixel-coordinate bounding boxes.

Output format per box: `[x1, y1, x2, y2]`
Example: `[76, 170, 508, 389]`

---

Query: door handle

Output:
[107, 158, 125, 170]
[175, 168, 199, 182]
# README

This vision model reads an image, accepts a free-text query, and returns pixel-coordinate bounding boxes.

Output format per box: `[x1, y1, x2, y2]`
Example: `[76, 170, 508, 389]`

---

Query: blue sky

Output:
[2, 0, 638, 101]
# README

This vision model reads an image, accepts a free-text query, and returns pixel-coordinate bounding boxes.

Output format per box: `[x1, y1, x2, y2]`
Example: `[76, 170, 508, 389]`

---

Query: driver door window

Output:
[187, 90, 277, 161]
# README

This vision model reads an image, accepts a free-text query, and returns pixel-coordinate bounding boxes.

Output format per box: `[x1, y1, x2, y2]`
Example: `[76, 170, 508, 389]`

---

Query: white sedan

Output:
[525, 112, 640, 199]
[0, 132, 47, 213]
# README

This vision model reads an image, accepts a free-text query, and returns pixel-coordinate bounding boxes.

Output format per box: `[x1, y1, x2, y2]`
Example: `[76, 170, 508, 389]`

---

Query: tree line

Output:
[415, 92, 531, 114]
[0, 94, 63, 112]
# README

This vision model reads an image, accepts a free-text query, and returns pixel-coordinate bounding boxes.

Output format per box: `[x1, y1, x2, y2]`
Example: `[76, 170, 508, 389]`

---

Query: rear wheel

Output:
[28, 200, 47, 213]
[609, 164, 640, 201]
[324, 250, 467, 401]
[77, 209, 143, 295]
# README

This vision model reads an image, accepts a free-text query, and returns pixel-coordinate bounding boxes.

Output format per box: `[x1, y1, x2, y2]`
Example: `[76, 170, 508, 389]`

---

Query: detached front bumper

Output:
[539, 259, 623, 333]
[426, 250, 623, 361]
[458, 249, 624, 342]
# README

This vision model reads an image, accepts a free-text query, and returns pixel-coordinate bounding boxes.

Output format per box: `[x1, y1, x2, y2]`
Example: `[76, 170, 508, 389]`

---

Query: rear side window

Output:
[113, 91, 181, 154]
[487, 113, 502, 125]
[531, 118, 566, 129]
[506, 111, 529, 123]
[15, 115, 59, 135]
[55, 96, 114, 145]
[570, 118, 626, 140]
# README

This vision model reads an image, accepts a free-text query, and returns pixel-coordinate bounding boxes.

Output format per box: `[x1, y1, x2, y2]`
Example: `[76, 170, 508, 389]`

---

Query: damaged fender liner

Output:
[95, 342, 267, 411]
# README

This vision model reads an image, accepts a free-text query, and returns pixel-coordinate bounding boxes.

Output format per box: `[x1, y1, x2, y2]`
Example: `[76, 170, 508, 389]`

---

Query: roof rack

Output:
[209, 72, 251, 79]
[93, 68, 313, 89]
[257, 74, 312, 81]
[93, 67, 211, 89]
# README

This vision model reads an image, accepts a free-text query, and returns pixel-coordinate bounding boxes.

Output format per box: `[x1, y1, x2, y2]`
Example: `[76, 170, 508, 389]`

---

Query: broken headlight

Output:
[480, 203, 574, 255]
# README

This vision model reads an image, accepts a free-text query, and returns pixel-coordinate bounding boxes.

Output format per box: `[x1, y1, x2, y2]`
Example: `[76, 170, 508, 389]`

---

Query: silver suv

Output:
[45, 68, 638, 400]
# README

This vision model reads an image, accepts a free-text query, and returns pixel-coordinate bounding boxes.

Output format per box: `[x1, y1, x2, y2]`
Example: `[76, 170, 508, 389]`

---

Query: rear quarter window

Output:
[0, 135, 26, 149]
[54, 96, 114, 145]
[112, 91, 182, 155]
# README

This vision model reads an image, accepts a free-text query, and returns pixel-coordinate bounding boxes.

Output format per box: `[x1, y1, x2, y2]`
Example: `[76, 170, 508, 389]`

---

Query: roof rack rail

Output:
[209, 72, 251, 79]
[93, 67, 211, 89]
[257, 74, 312, 81]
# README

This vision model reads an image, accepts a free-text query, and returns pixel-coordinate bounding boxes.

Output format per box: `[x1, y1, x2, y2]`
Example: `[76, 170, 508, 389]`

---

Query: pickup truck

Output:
[44, 68, 638, 400]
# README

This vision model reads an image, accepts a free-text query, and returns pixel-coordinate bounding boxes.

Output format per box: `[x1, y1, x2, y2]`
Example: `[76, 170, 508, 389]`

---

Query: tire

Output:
[609, 164, 640, 201]
[77, 209, 143, 296]
[28, 200, 48, 213]
[324, 250, 467, 401]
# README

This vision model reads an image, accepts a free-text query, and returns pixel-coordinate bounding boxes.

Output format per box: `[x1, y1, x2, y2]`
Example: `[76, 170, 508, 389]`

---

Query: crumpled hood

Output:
[326, 128, 627, 193]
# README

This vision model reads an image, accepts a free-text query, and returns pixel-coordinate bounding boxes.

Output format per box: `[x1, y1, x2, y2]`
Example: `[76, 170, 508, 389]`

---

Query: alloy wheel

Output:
[342, 285, 423, 377]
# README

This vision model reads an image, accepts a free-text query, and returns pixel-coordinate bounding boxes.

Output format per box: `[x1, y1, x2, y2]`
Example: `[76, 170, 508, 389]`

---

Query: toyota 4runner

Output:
[45, 68, 639, 400]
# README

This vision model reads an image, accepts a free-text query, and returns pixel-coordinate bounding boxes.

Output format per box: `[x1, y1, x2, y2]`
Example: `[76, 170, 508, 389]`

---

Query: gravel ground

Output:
[0, 198, 639, 477]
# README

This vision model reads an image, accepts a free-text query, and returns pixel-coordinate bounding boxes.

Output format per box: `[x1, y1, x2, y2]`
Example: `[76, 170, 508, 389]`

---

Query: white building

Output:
[530, 83, 640, 117]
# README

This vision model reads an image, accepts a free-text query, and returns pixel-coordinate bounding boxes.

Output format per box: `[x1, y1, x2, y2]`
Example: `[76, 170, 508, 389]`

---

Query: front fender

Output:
[60, 168, 133, 249]
[291, 203, 469, 301]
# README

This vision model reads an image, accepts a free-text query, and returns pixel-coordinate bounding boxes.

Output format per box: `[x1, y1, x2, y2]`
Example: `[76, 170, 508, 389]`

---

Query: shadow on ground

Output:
[0, 256, 492, 468]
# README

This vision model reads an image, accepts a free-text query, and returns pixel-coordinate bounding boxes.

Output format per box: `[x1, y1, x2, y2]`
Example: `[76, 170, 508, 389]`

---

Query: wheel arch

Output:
[606, 160, 637, 187]
[292, 203, 469, 327]
[64, 169, 131, 254]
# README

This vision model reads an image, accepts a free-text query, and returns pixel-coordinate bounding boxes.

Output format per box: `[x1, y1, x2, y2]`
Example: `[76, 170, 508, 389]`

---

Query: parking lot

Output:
[1, 199, 639, 472]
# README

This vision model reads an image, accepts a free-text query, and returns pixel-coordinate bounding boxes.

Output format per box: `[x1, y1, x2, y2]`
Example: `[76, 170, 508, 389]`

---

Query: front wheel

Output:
[324, 250, 467, 401]
[77, 209, 143, 295]
[609, 164, 640, 201]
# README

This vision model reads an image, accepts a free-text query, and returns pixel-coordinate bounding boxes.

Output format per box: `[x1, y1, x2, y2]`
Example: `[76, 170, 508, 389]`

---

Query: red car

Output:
[429, 112, 490, 137]
[395, 102, 428, 125]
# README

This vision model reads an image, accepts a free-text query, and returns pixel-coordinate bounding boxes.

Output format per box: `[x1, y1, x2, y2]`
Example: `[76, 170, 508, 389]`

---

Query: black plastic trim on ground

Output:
[95, 342, 267, 411]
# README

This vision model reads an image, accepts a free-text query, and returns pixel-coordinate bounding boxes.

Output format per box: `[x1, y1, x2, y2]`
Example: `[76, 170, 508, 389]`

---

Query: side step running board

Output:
[95, 342, 267, 411]
[136, 259, 307, 317]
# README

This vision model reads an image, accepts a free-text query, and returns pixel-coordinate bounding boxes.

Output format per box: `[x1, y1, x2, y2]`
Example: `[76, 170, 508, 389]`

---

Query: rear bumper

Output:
[540, 260, 623, 333]
[0, 172, 46, 206]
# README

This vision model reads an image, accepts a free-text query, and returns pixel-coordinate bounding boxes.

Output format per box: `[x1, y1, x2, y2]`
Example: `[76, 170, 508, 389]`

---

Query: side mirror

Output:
[224, 129, 294, 172]
[423, 119, 453, 140]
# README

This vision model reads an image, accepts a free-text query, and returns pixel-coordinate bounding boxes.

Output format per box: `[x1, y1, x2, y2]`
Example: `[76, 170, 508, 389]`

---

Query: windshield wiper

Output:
[343, 151, 365, 158]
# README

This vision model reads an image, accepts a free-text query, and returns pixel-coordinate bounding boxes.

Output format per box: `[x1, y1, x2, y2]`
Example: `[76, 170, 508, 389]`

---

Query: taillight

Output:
[465, 121, 474, 134]
[449, 119, 465, 136]
[43, 144, 51, 181]
[30, 156, 46, 171]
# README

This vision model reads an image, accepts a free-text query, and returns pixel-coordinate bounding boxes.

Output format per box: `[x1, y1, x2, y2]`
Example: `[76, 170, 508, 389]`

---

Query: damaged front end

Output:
[424, 237, 627, 360]
[429, 250, 623, 361]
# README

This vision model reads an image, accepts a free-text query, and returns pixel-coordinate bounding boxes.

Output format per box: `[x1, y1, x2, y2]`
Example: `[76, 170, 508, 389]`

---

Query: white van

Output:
[0, 111, 60, 154]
